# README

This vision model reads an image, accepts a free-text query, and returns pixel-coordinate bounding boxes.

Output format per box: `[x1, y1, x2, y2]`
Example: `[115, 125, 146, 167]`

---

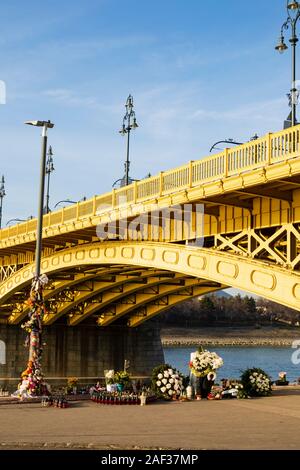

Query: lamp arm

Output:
[281, 19, 290, 35]
[209, 140, 243, 153]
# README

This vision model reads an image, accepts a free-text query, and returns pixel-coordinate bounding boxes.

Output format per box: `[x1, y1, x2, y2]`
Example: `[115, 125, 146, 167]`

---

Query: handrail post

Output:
[159, 172, 163, 197]
[267, 133, 272, 165]
[92, 195, 96, 216]
[112, 189, 116, 209]
[224, 149, 229, 178]
[133, 180, 138, 204]
[189, 161, 194, 188]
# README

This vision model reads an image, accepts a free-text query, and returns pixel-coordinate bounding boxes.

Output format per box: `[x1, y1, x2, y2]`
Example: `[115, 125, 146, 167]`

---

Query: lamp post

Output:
[18, 120, 54, 398]
[276, 0, 300, 127]
[45, 145, 54, 214]
[119, 95, 139, 186]
[0, 175, 5, 229]
[25, 120, 54, 277]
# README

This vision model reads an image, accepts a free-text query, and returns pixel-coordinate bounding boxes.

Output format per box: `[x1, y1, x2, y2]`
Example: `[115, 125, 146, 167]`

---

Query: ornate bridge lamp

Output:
[276, 0, 300, 127]
[119, 95, 139, 186]
[17, 120, 54, 398]
[45, 145, 54, 214]
[0, 175, 6, 229]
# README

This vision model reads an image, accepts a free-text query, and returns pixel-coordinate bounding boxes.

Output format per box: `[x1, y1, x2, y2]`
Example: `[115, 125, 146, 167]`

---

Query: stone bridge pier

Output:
[0, 321, 164, 389]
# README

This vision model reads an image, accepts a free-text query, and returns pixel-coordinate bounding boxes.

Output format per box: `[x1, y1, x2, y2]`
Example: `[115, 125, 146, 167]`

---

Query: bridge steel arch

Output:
[1, 241, 300, 326]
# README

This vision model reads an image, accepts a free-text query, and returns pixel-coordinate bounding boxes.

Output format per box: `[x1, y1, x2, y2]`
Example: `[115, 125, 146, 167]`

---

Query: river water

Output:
[164, 346, 300, 382]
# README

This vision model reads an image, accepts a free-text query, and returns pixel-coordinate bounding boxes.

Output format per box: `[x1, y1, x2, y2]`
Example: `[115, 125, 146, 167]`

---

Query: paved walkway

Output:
[0, 389, 300, 450]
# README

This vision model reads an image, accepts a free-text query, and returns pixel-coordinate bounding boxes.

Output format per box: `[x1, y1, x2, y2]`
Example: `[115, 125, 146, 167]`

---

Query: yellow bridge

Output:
[1, 125, 300, 328]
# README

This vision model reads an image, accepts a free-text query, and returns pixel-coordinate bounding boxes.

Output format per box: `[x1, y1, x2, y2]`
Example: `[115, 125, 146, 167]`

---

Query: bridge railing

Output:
[1, 125, 300, 243]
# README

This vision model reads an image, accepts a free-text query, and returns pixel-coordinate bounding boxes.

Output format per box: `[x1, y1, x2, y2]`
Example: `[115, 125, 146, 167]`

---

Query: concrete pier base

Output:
[0, 321, 164, 388]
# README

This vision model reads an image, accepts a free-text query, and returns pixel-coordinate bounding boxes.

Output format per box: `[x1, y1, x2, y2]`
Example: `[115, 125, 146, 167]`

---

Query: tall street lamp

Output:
[0, 175, 6, 229]
[119, 94, 139, 186]
[45, 145, 54, 214]
[17, 119, 54, 398]
[25, 120, 54, 277]
[276, 0, 300, 127]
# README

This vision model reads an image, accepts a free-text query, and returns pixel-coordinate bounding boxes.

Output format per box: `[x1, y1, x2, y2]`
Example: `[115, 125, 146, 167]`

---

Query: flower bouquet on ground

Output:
[275, 371, 289, 386]
[152, 364, 183, 400]
[189, 347, 223, 378]
[67, 377, 78, 394]
[114, 371, 131, 391]
[207, 385, 223, 400]
[221, 381, 248, 399]
[240, 367, 272, 397]
[104, 370, 116, 392]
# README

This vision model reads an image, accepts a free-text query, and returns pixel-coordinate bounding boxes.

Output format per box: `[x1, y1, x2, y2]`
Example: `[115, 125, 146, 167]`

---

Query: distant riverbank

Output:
[161, 326, 300, 347]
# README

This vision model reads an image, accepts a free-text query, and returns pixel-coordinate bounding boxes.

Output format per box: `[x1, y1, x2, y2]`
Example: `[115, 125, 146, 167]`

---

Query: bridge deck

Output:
[1, 126, 300, 259]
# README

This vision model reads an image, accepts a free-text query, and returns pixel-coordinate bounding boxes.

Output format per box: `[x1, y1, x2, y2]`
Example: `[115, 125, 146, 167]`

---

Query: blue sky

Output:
[0, 0, 293, 222]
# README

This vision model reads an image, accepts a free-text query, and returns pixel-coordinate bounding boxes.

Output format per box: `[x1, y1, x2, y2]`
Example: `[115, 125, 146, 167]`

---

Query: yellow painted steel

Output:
[9, 267, 165, 325]
[2, 125, 300, 325]
[127, 285, 223, 327]
[1, 125, 300, 252]
[1, 241, 300, 327]
[96, 279, 218, 327]
[44, 272, 187, 326]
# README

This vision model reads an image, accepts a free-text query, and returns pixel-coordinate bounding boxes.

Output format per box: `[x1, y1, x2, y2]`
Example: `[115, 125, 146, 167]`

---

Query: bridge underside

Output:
[1, 240, 300, 329]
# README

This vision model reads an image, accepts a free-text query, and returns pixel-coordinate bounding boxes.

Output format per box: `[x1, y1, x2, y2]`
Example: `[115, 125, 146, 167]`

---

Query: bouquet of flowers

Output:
[276, 371, 289, 385]
[114, 371, 130, 386]
[189, 347, 223, 378]
[67, 377, 78, 388]
[152, 364, 183, 400]
[105, 370, 115, 384]
[240, 367, 272, 397]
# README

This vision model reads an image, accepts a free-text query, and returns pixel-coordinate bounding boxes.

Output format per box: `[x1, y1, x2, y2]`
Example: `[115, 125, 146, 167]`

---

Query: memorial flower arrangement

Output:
[67, 377, 78, 387]
[151, 364, 183, 400]
[66, 377, 78, 394]
[114, 371, 130, 386]
[105, 370, 115, 385]
[233, 383, 248, 399]
[189, 347, 223, 378]
[240, 367, 272, 397]
[13, 275, 50, 399]
[276, 371, 289, 385]
[278, 371, 287, 381]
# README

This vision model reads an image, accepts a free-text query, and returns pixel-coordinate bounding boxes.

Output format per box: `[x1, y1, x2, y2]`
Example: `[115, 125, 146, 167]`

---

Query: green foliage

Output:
[240, 367, 272, 397]
[114, 371, 130, 385]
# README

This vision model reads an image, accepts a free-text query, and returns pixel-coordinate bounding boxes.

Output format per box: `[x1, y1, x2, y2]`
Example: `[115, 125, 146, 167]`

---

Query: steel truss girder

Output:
[96, 279, 221, 327]
[214, 223, 300, 269]
[68, 273, 190, 326]
[7, 266, 144, 324]
[127, 284, 225, 327]
[0, 264, 21, 283]
[44, 271, 177, 325]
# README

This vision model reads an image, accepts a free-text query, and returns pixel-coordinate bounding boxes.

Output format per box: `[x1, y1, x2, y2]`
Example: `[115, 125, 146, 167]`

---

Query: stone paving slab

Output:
[0, 389, 300, 450]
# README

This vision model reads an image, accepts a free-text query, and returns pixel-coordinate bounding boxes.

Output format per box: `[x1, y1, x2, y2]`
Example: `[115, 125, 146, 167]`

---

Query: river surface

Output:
[164, 346, 300, 382]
